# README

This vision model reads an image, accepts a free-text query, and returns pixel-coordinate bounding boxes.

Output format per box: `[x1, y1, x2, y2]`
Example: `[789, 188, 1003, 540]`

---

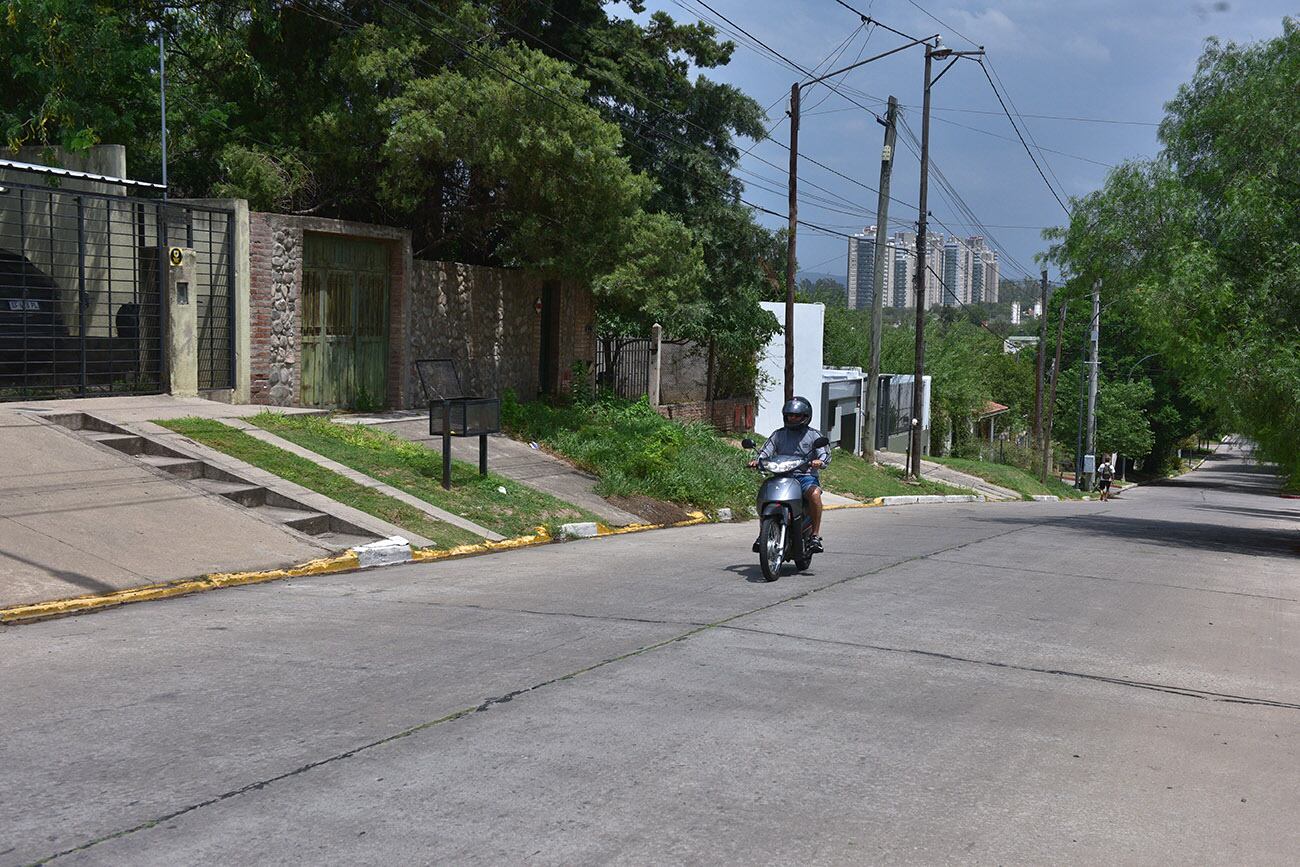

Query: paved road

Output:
[2, 441, 1296, 864]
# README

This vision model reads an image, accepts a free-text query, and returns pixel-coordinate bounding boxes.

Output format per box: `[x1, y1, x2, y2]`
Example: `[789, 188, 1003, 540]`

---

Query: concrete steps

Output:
[43, 412, 383, 551]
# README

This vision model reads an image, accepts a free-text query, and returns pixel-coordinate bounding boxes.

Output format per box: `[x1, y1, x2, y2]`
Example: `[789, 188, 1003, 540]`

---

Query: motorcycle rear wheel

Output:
[758, 516, 783, 582]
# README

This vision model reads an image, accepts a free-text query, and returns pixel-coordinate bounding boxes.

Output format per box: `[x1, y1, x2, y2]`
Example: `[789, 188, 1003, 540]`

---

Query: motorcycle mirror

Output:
[812, 436, 830, 449]
[740, 438, 756, 450]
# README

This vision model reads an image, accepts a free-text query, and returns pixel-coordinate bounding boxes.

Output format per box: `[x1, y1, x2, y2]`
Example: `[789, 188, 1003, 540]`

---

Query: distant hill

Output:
[797, 271, 845, 288]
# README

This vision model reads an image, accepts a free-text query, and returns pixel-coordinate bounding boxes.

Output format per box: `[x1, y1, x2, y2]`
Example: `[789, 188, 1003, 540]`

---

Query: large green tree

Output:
[1048, 19, 1300, 484]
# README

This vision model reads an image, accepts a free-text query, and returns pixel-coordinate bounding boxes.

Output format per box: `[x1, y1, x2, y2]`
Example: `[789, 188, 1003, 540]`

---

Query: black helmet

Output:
[782, 396, 812, 431]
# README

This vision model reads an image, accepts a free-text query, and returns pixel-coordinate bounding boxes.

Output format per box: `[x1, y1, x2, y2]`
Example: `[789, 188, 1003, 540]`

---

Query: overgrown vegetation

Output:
[502, 392, 752, 512]
[158, 417, 482, 548]
[248, 413, 599, 538]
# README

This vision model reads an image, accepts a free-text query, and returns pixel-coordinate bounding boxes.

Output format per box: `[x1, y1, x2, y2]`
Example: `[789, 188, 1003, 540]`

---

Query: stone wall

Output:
[658, 340, 709, 404]
[408, 261, 541, 403]
[248, 213, 302, 405]
[655, 397, 755, 433]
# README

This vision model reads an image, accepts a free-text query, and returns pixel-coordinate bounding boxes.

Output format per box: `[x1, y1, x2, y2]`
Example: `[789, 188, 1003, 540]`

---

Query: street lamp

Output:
[782, 28, 937, 401]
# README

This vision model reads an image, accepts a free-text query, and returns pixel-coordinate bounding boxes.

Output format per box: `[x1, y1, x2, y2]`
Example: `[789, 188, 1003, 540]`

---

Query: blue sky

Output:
[612, 1, 1294, 284]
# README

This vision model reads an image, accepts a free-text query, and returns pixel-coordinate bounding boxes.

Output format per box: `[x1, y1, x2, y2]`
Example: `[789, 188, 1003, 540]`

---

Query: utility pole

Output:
[784, 83, 800, 403]
[907, 40, 983, 479]
[1083, 279, 1101, 490]
[864, 95, 898, 463]
[907, 49, 934, 479]
[1032, 270, 1047, 453]
[1041, 297, 1067, 483]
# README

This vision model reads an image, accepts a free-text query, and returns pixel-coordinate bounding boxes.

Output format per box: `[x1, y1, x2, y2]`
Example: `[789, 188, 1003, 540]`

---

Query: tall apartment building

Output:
[965, 237, 1000, 304]
[848, 227, 904, 311]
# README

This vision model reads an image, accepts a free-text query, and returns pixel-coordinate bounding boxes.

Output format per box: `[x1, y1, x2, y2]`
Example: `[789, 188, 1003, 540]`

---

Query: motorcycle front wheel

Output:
[758, 516, 784, 582]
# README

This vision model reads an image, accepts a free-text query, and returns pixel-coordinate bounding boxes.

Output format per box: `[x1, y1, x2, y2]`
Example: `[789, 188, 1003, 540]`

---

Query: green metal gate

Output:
[300, 234, 389, 409]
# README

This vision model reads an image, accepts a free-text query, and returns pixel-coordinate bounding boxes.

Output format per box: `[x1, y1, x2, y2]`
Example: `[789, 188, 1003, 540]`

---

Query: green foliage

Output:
[502, 392, 753, 511]
[820, 451, 968, 499]
[928, 456, 1083, 500]
[1048, 18, 1300, 486]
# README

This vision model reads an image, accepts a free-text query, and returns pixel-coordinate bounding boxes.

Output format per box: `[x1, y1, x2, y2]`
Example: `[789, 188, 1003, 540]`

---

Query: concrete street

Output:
[2, 441, 1296, 865]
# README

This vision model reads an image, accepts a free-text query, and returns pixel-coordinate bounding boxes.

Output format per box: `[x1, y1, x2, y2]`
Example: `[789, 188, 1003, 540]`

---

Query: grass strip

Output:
[821, 450, 971, 499]
[248, 412, 600, 538]
[928, 455, 1084, 499]
[158, 417, 484, 548]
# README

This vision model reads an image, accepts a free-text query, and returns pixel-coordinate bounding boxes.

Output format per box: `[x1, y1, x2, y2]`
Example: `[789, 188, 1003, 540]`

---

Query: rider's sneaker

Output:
[808, 535, 824, 553]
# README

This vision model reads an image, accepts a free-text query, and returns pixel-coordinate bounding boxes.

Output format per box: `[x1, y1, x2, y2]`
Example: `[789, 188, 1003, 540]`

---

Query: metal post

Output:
[441, 401, 452, 490]
[784, 82, 800, 403]
[479, 434, 487, 477]
[1075, 331, 1086, 488]
[908, 46, 935, 479]
[159, 29, 168, 198]
[864, 95, 898, 463]
[76, 196, 87, 396]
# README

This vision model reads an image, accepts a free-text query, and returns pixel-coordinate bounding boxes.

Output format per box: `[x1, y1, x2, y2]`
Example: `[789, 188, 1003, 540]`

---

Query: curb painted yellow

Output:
[0, 551, 360, 626]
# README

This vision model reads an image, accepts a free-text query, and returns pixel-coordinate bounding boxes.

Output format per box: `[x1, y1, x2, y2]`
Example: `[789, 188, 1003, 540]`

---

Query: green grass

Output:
[248, 412, 599, 537]
[821, 450, 970, 499]
[502, 394, 754, 513]
[157, 417, 483, 548]
[929, 455, 1084, 499]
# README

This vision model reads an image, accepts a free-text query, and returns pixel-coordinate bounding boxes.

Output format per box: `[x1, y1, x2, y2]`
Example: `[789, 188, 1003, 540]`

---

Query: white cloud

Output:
[1063, 34, 1112, 63]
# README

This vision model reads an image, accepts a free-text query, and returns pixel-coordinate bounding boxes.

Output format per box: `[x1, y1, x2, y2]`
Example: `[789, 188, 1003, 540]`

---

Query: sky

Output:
[611, 1, 1294, 285]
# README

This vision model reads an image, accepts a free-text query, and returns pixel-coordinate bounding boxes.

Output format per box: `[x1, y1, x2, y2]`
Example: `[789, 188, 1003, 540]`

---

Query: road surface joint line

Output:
[29, 521, 1034, 862]
[714, 623, 1300, 711]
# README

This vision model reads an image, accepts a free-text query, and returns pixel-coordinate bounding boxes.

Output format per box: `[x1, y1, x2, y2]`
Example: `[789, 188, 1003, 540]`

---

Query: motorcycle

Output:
[741, 435, 830, 582]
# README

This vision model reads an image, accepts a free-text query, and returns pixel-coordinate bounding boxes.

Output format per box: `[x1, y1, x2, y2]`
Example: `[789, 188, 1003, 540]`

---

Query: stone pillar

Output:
[649, 323, 662, 407]
[166, 246, 199, 397]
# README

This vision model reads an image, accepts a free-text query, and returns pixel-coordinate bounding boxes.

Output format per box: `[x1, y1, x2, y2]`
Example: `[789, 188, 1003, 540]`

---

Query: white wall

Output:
[756, 301, 824, 435]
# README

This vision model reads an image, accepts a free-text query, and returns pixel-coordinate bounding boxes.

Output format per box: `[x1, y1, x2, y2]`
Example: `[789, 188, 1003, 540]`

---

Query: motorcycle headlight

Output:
[764, 459, 801, 472]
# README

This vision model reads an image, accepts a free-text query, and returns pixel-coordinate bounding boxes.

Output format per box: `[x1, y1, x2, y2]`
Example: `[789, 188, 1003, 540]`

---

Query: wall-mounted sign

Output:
[169, 247, 184, 267]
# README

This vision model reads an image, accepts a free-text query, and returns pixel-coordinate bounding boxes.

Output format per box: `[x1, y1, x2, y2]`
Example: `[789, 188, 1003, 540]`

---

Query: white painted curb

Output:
[880, 494, 983, 506]
[1031, 494, 1060, 501]
[559, 521, 599, 539]
[352, 536, 414, 568]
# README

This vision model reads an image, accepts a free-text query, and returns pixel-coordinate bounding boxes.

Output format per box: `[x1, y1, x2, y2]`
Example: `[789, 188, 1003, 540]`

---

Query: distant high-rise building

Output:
[846, 229, 874, 310]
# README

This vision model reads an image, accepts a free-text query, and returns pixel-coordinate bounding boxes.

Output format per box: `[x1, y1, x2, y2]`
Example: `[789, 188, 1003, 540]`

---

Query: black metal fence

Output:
[595, 335, 650, 399]
[0, 180, 233, 400]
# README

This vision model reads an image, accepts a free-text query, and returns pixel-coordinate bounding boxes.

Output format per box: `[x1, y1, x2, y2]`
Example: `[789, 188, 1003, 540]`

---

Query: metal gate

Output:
[595, 335, 651, 399]
[0, 178, 234, 400]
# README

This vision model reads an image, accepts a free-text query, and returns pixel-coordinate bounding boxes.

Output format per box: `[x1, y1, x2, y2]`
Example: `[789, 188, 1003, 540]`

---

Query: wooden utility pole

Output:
[1083, 279, 1101, 490]
[864, 96, 899, 463]
[1041, 297, 1067, 483]
[1032, 270, 1048, 453]
[784, 82, 800, 403]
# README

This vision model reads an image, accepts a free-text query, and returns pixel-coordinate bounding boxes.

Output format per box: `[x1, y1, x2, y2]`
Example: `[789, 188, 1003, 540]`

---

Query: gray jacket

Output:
[757, 426, 831, 473]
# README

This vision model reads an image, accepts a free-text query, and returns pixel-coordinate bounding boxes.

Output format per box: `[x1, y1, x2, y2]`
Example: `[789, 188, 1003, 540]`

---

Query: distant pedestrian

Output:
[1097, 458, 1114, 501]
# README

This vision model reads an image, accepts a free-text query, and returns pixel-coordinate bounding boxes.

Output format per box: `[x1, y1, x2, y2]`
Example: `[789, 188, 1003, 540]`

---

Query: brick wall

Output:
[655, 397, 755, 433]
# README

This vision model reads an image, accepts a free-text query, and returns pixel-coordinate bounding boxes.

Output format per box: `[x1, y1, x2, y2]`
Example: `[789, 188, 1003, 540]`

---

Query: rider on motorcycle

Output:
[748, 396, 830, 552]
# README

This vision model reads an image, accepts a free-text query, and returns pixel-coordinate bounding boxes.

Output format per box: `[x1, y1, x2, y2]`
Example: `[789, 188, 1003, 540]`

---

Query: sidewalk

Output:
[0, 404, 327, 608]
[875, 450, 1021, 500]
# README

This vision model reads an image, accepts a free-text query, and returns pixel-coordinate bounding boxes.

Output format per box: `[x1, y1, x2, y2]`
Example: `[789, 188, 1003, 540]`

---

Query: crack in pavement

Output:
[714, 623, 1300, 710]
[22, 518, 1129, 864]
[926, 556, 1300, 603]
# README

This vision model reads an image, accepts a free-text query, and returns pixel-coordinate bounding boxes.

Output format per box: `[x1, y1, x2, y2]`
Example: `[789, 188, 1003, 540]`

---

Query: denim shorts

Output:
[795, 474, 820, 494]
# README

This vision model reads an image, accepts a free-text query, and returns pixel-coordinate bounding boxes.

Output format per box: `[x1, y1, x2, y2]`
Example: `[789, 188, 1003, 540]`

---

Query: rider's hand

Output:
[747, 459, 759, 468]
[810, 459, 824, 469]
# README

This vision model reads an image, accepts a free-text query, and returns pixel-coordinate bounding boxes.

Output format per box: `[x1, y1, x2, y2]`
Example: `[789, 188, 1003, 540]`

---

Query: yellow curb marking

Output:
[824, 498, 884, 511]
[0, 551, 360, 625]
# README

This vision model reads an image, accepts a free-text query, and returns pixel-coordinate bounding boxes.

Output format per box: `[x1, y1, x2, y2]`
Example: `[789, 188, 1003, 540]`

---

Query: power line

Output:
[976, 59, 1071, 216]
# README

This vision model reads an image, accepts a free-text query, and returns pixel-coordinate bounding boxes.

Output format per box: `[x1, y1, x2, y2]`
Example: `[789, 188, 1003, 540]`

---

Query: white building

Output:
[755, 301, 826, 435]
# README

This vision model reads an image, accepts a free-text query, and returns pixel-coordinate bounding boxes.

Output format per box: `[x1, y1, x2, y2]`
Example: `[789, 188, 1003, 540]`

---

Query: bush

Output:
[502, 392, 753, 510]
